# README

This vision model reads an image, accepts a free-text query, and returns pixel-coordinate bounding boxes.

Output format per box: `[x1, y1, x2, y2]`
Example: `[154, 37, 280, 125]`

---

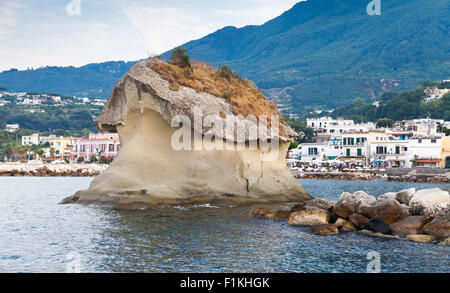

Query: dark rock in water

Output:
[270, 209, 292, 220]
[312, 224, 338, 236]
[251, 208, 273, 219]
[363, 218, 391, 234]
[349, 213, 370, 229]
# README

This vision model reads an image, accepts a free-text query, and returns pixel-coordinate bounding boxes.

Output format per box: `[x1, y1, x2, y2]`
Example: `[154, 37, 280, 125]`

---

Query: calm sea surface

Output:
[0, 177, 448, 273]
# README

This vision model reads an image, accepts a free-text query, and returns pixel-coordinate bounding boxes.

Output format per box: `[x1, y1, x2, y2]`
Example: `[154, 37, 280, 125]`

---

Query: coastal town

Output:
[288, 117, 450, 169]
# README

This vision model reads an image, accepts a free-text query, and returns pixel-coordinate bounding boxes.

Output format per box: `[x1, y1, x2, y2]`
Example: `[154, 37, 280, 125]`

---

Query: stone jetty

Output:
[252, 187, 450, 246]
[0, 163, 108, 177]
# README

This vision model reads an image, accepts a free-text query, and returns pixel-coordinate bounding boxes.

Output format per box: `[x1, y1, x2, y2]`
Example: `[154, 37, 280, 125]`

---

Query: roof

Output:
[416, 159, 441, 163]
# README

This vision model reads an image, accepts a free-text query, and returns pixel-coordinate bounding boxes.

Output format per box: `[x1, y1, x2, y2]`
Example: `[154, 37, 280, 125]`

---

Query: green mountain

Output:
[0, 61, 139, 98]
[0, 0, 448, 114]
[177, 0, 449, 113]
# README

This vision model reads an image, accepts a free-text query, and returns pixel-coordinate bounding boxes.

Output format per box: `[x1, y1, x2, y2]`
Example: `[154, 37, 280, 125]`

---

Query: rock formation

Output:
[252, 188, 450, 246]
[61, 59, 310, 207]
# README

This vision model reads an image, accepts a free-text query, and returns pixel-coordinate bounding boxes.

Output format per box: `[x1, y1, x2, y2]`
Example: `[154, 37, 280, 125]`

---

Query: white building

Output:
[5, 124, 19, 132]
[22, 133, 40, 146]
[407, 136, 442, 168]
[307, 117, 376, 136]
[370, 131, 413, 168]
[396, 118, 444, 136]
[424, 87, 450, 102]
[299, 140, 342, 165]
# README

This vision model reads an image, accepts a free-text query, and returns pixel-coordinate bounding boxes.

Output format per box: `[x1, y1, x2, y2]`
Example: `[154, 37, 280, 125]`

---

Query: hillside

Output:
[0, 0, 448, 113]
[0, 61, 139, 98]
[177, 0, 449, 113]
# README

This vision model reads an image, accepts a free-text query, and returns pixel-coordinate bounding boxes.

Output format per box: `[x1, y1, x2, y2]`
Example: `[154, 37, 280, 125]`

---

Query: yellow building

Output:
[441, 136, 450, 169]
[51, 137, 76, 159]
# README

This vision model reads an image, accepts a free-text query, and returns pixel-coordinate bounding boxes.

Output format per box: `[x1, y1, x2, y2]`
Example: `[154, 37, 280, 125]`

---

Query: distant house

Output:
[408, 136, 442, 168]
[73, 133, 120, 162]
[22, 133, 40, 146]
[5, 124, 19, 132]
[424, 87, 450, 102]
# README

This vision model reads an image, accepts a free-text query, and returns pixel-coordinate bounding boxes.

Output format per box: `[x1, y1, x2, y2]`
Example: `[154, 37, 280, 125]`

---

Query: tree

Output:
[376, 118, 394, 128]
[169, 47, 191, 69]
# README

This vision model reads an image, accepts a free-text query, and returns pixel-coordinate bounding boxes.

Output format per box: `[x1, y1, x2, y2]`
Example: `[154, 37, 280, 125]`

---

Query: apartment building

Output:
[73, 133, 120, 161]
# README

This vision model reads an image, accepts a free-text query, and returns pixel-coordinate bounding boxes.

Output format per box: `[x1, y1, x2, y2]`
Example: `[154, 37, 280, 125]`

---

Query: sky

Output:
[0, 0, 301, 72]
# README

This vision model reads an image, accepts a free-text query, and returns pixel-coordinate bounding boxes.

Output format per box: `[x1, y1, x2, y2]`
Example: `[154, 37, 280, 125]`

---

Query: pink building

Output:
[73, 133, 120, 162]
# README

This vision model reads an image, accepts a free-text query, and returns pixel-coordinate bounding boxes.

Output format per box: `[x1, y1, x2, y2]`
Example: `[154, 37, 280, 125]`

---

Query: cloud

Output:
[212, 0, 302, 25]
[125, 6, 216, 55]
[0, 1, 23, 39]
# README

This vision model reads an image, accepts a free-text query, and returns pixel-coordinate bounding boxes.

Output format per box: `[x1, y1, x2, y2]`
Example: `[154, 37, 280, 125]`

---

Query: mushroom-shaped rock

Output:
[62, 60, 310, 207]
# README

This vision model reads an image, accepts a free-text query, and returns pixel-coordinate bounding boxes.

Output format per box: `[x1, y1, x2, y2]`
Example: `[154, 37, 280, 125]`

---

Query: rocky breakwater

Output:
[0, 163, 107, 177]
[387, 170, 450, 183]
[252, 187, 450, 246]
[61, 59, 310, 207]
[293, 171, 373, 181]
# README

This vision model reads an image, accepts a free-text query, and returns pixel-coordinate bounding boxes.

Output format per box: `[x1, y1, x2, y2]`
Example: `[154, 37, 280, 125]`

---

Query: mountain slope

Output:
[0, 61, 140, 98]
[176, 0, 449, 113]
[0, 0, 448, 113]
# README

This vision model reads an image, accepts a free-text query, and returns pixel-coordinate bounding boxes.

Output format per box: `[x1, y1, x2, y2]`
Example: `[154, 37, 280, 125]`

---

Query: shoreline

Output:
[0, 162, 448, 183]
[292, 170, 449, 183]
[0, 162, 107, 177]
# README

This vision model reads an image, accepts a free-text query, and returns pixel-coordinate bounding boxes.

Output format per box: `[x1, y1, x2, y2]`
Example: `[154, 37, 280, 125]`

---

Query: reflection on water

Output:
[0, 177, 448, 273]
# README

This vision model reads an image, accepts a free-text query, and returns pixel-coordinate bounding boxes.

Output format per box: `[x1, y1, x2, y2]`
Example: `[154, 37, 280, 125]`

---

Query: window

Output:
[431, 140, 436, 143]
[418, 139, 422, 144]
[109, 144, 114, 152]
[346, 149, 351, 157]
[100, 144, 106, 152]
[395, 146, 400, 154]
[357, 149, 362, 156]
[308, 148, 318, 155]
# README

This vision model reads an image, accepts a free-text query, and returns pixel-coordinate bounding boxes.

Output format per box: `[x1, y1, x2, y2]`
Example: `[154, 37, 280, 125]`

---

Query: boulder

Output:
[372, 198, 409, 224]
[358, 229, 399, 239]
[349, 213, 370, 229]
[423, 214, 450, 240]
[355, 193, 377, 218]
[363, 218, 391, 234]
[437, 237, 450, 247]
[335, 218, 357, 232]
[396, 188, 415, 205]
[312, 224, 339, 236]
[406, 234, 437, 243]
[304, 198, 335, 211]
[389, 216, 430, 237]
[335, 191, 376, 219]
[288, 208, 330, 226]
[270, 209, 292, 220]
[409, 188, 450, 215]
[423, 202, 450, 218]
[251, 208, 274, 219]
[378, 192, 397, 201]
